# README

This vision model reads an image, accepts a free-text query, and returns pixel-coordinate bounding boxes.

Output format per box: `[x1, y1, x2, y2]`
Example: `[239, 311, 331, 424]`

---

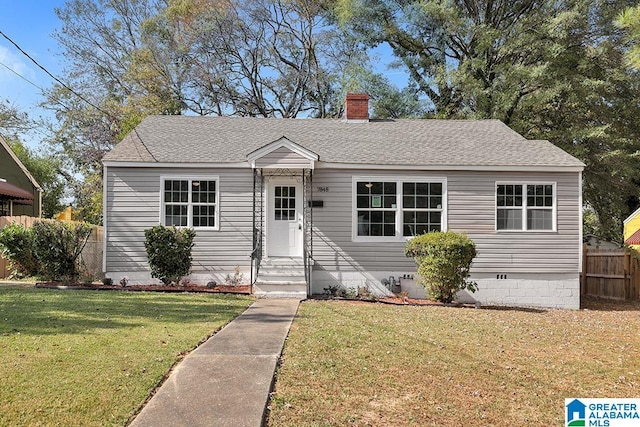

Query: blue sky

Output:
[0, 1, 66, 148]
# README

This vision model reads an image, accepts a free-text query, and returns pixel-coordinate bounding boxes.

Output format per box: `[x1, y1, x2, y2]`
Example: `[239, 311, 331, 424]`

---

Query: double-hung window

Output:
[162, 177, 219, 229]
[356, 181, 397, 237]
[354, 178, 445, 241]
[402, 182, 443, 236]
[496, 183, 555, 231]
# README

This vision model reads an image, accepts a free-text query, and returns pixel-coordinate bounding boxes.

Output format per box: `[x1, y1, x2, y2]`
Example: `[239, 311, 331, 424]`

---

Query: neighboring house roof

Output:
[0, 135, 42, 191]
[626, 229, 640, 245]
[624, 207, 640, 225]
[103, 116, 585, 169]
[584, 234, 620, 249]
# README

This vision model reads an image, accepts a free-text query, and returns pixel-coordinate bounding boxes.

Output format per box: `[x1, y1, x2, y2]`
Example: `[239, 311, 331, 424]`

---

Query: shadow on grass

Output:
[581, 296, 640, 312]
[480, 305, 547, 314]
[0, 286, 252, 336]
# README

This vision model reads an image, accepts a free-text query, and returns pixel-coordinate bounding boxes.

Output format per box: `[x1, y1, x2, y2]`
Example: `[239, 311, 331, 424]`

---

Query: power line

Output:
[0, 59, 80, 120]
[0, 60, 44, 91]
[0, 30, 112, 117]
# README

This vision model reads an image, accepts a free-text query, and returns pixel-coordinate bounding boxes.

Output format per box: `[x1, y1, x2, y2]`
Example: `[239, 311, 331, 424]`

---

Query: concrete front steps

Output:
[253, 257, 307, 298]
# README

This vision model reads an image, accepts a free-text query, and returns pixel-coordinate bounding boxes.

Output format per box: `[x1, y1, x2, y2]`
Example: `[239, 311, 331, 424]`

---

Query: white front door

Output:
[267, 178, 303, 257]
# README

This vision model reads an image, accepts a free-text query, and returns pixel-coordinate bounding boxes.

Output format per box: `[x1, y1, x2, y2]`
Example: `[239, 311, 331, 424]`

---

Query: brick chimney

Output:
[345, 93, 369, 121]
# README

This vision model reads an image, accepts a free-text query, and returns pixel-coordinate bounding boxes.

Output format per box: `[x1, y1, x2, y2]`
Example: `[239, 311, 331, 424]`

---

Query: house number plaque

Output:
[317, 186, 329, 192]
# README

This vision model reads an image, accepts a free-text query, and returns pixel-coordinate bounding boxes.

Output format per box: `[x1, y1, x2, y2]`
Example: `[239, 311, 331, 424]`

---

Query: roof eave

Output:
[103, 160, 584, 172]
[624, 206, 640, 225]
[0, 135, 42, 191]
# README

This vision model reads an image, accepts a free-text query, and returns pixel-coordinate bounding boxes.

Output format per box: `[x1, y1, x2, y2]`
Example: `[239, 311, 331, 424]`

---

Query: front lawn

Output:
[269, 298, 640, 426]
[0, 286, 252, 426]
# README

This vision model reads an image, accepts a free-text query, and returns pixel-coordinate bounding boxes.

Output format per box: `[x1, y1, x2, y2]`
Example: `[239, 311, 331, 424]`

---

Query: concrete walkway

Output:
[129, 298, 301, 427]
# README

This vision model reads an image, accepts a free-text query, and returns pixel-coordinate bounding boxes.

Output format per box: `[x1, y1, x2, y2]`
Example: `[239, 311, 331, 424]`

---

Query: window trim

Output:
[495, 181, 557, 232]
[352, 176, 447, 242]
[160, 175, 220, 230]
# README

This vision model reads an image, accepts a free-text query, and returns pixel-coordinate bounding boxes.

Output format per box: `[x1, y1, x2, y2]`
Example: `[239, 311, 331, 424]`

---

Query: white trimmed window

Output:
[496, 183, 555, 231]
[162, 177, 219, 229]
[354, 178, 445, 241]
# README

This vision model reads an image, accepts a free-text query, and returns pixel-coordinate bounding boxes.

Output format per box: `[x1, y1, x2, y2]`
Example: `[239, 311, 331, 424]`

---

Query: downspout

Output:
[251, 168, 256, 287]
[302, 170, 308, 287]
[102, 164, 108, 275]
[260, 168, 264, 262]
[309, 169, 313, 296]
[578, 170, 583, 286]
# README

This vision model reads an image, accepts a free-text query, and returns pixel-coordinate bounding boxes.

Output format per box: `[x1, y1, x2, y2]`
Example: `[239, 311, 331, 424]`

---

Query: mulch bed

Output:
[34, 282, 252, 295]
[378, 296, 471, 306]
[29, 285, 639, 310]
[310, 294, 476, 308]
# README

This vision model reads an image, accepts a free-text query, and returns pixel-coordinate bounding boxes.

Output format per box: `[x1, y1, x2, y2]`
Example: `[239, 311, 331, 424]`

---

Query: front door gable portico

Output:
[246, 136, 318, 170]
[248, 136, 316, 260]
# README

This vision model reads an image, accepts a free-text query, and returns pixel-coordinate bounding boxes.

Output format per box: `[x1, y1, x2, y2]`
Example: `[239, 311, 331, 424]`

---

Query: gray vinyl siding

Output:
[106, 167, 253, 273]
[311, 169, 425, 271]
[310, 169, 580, 274]
[106, 165, 581, 276]
[254, 147, 313, 169]
[448, 171, 580, 273]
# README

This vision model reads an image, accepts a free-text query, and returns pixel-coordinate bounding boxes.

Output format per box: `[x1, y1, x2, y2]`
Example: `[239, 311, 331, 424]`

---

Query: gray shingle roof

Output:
[103, 116, 584, 168]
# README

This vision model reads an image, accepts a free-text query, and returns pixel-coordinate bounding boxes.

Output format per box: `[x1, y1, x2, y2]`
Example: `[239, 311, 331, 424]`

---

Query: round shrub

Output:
[144, 226, 196, 285]
[405, 231, 478, 303]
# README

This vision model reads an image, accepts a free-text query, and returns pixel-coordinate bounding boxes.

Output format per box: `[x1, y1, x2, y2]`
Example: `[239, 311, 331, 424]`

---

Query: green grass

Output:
[269, 299, 640, 426]
[0, 286, 253, 426]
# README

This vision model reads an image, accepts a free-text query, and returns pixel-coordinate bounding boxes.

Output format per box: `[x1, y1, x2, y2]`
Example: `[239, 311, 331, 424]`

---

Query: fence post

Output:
[624, 251, 631, 300]
[634, 254, 640, 300]
[581, 243, 588, 296]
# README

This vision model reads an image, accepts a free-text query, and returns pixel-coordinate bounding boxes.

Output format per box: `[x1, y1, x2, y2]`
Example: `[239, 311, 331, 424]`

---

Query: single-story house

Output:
[103, 94, 585, 309]
[624, 208, 640, 249]
[0, 135, 42, 217]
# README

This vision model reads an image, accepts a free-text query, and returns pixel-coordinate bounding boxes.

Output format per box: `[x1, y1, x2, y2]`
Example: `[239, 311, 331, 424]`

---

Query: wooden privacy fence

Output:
[0, 216, 103, 280]
[581, 244, 640, 300]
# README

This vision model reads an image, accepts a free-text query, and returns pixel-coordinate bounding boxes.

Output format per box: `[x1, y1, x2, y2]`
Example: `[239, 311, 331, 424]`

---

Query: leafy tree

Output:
[0, 100, 31, 137]
[47, 0, 388, 222]
[617, 5, 640, 68]
[50, 0, 360, 122]
[66, 172, 103, 225]
[512, 1, 640, 241]
[331, 0, 562, 121]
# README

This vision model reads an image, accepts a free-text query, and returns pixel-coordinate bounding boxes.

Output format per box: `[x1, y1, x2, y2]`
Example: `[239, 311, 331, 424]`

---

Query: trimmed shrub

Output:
[0, 223, 41, 277]
[405, 231, 478, 303]
[31, 221, 93, 282]
[144, 226, 196, 285]
[0, 220, 93, 281]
